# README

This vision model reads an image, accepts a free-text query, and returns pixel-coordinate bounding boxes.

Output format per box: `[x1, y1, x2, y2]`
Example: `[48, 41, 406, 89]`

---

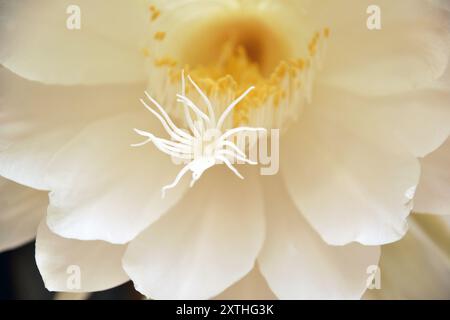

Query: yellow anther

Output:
[148, 5, 161, 21]
[154, 31, 166, 41]
[154, 57, 177, 67]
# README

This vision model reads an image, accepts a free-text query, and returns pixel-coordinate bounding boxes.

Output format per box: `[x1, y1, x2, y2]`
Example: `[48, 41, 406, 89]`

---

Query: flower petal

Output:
[123, 167, 265, 299]
[414, 138, 450, 215]
[0, 0, 147, 85]
[45, 113, 188, 244]
[364, 214, 450, 299]
[258, 175, 380, 299]
[214, 266, 277, 300]
[306, 86, 450, 158]
[0, 67, 145, 190]
[282, 86, 421, 245]
[314, 0, 450, 95]
[0, 177, 47, 252]
[36, 220, 128, 292]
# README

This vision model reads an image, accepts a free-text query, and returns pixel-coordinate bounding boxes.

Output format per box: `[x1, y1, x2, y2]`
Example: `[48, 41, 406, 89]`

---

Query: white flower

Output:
[0, 0, 449, 299]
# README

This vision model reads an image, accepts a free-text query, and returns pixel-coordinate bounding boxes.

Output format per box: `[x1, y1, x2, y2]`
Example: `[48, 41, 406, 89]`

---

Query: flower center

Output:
[142, 5, 329, 131]
[180, 15, 290, 78]
[132, 72, 266, 197]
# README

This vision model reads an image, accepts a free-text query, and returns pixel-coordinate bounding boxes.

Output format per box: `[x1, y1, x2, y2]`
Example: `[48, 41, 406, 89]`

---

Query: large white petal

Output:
[0, 177, 47, 252]
[214, 266, 277, 300]
[282, 86, 421, 246]
[258, 175, 380, 300]
[0, 67, 145, 190]
[313, 0, 450, 96]
[36, 221, 128, 292]
[364, 214, 450, 299]
[414, 138, 450, 215]
[123, 167, 265, 300]
[45, 113, 188, 244]
[0, 0, 147, 85]
[304, 86, 450, 158]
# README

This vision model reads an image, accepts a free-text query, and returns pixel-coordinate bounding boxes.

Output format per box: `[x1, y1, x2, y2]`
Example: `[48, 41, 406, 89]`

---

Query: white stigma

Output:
[132, 71, 266, 198]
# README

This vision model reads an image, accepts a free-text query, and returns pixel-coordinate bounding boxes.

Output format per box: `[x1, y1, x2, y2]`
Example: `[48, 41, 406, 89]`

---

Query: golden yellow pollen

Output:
[308, 31, 322, 57]
[154, 31, 166, 41]
[148, 5, 161, 21]
[154, 57, 178, 67]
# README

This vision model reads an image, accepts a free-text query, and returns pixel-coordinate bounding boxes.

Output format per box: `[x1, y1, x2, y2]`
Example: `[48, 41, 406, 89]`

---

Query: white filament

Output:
[133, 71, 266, 198]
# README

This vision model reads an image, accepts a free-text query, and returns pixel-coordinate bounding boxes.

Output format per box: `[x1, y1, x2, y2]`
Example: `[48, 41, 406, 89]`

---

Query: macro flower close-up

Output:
[0, 0, 449, 301]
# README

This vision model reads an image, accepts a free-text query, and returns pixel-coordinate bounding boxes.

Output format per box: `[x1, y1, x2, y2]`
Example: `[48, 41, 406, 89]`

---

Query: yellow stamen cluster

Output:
[145, 27, 329, 127]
